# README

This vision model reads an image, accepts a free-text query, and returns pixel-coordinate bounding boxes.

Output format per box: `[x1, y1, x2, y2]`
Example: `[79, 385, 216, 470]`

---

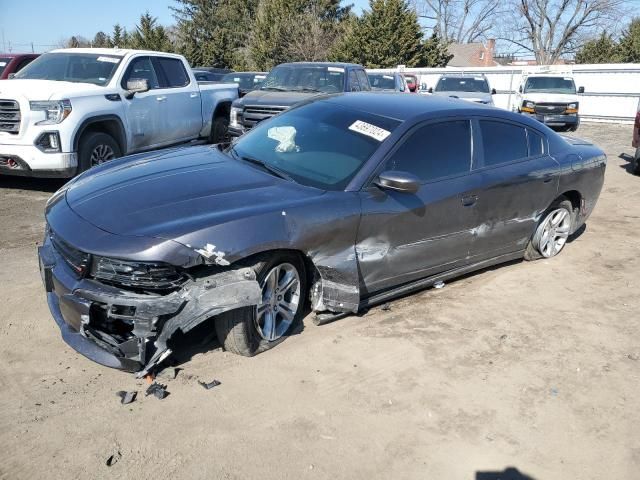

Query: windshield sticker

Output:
[0, 62, 6, 67]
[383, 75, 394, 79]
[349, 120, 391, 142]
[474, 77, 484, 81]
[268, 126, 299, 153]
[564, 77, 573, 81]
[327, 66, 344, 73]
[97, 56, 120, 63]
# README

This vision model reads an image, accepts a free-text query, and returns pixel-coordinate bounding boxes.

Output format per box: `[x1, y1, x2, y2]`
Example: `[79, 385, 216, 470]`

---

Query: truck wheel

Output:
[632, 148, 640, 175]
[210, 115, 230, 145]
[524, 197, 573, 261]
[214, 253, 307, 356]
[78, 132, 121, 173]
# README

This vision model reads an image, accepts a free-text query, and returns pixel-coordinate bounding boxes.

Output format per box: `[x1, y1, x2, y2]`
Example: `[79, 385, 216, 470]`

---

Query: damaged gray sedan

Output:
[38, 93, 606, 376]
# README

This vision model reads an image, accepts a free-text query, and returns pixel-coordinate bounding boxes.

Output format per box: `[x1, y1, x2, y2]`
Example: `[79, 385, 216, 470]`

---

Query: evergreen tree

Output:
[92, 31, 112, 48]
[129, 12, 173, 52]
[421, 30, 452, 67]
[172, 0, 257, 69]
[575, 32, 621, 63]
[330, 0, 427, 68]
[617, 18, 640, 63]
[112, 24, 127, 48]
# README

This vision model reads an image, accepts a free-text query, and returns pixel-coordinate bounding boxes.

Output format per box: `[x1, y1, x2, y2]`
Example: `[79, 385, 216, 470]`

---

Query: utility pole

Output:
[1, 29, 5, 52]
[31, 42, 34, 53]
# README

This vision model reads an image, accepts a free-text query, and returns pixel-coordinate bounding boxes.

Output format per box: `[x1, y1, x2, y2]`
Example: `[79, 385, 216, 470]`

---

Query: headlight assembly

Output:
[30, 99, 72, 125]
[91, 256, 184, 290]
[230, 106, 242, 129]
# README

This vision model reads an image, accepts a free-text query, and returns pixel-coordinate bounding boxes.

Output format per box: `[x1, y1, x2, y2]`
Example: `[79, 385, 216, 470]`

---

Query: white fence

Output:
[369, 64, 640, 124]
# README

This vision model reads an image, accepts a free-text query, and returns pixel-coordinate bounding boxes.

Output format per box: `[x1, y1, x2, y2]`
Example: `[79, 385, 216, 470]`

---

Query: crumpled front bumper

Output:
[38, 235, 261, 375]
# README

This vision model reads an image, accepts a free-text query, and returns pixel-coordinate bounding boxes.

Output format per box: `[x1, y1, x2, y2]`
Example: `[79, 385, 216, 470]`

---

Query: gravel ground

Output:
[0, 123, 638, 480]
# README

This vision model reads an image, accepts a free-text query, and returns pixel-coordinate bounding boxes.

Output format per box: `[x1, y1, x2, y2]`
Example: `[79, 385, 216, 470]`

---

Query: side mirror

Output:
[578, 86, 585, 93]
[7, 73, 15, 79]
[491, 88, 497, 95]
[374, 171, 420, 194]
[428, 87, 433, 93]
[125, 78, 150, 99]
[518, 85, 523, 93]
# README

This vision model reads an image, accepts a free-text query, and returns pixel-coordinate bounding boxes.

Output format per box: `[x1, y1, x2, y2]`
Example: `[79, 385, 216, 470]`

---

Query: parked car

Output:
[0, 53, 39, 79]
[228, 62, 371, 138]
[515, 73, 583, 132]
[632, 98, 640, 175]
[0, 48, 238, 178]
[402, 73, 418, 93]
[38, 93, 606, 375]
[367, 72, 408, 92]
[192, 67, 233, 81]
[428, 73, 496, 105]
[221, 72, 267, 97]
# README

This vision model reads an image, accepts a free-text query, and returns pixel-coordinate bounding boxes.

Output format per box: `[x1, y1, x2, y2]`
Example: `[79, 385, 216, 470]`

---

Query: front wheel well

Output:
[213, 101, 231, 120]
[557, 190, 582, 215]
[74, 118, 126, 154]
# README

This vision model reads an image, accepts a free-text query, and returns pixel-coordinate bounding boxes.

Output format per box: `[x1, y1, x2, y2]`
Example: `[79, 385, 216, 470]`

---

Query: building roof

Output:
[447, 41, 498, 67]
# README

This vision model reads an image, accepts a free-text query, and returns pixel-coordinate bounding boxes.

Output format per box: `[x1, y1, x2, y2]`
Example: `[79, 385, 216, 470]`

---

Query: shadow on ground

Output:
[476, 467, 536, 480]
[0, 176, 67, 193]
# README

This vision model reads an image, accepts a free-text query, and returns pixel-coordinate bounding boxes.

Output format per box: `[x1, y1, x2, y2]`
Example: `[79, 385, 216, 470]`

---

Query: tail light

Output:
[635, 111, 640, 129]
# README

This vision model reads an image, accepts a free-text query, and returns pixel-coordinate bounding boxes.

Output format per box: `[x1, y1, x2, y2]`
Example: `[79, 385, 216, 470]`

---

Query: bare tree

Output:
[415, 0, 500, 43]
[500, 0, 628, 64]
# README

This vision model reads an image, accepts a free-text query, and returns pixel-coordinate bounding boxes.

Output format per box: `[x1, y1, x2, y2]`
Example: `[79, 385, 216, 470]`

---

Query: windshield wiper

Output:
[292, 87, 321, 93]
[229, 147, 294, 182]
[260, 86, 288, 91]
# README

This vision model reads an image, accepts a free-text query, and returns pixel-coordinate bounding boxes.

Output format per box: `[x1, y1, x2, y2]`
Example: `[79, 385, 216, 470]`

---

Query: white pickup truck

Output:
[0, 48, 238, 177]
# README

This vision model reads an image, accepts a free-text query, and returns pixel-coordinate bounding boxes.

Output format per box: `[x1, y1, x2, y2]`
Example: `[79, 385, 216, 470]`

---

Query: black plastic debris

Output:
[106, 450, 121, 467]
[116, 391, 137, 405]
[381, 303, 391, 311]
[145, 382, 168, 400]
[198, 379, 221, 390]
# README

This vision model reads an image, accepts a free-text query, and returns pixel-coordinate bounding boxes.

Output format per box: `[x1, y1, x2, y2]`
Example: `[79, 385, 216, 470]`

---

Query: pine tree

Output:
[172, 0, 258, 69]
[112, 24, 126, 48]
[129, 12, 173, 52]
[617, 19, 640, 63]
[575, 32, 621, 63]
[92, 31, 112, 48]
[330, 0, 425, 68]
[422, 30, 453, 67]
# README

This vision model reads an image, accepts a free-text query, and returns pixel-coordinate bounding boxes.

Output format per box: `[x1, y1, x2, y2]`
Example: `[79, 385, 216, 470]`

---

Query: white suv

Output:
[0, 48, 238, 178]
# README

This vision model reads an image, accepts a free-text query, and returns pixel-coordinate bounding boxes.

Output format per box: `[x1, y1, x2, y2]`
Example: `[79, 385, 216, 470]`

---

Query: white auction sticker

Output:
[327, 66, 344, 73]
[0, 62, 6, 67]
[97, 56, 120, 63]
[349, 120, 391, 142]
[383, 75, 394, 79]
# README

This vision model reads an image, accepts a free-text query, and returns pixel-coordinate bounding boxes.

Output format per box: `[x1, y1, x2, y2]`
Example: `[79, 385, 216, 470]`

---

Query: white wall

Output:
[368, 64, 640, 124]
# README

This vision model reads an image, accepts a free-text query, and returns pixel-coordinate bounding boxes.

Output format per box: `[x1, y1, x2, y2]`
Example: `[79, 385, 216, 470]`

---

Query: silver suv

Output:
[428, 74, 496, 105]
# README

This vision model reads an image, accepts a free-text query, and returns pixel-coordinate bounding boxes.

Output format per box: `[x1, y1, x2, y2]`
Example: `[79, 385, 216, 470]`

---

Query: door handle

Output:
[156, 96, 167, 102]
[461, 194, 478, 207]
[543, 175, 553, 184]
[190, 92, 199, 98]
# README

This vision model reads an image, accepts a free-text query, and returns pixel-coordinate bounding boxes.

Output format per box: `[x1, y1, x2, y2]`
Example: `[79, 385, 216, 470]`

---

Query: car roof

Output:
[49, 48, 186, 59]
[276, 62, 363, 69]
[438, 73, 488, 78]
[319, 92, 543, 128]
[0, 53, 39, 58]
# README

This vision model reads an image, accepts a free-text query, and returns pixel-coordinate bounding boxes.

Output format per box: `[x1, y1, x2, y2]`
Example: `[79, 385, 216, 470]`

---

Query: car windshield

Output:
[435, 77, 490, 93]
[227, 101, 400, 190]
[0, 58, 11, 76]
[368, 74, 396, 90]
[260, 65, 345, 93]
[13, 52, 123, 86]
[222, 73, 264, 90]
[524, 76, 576, 94]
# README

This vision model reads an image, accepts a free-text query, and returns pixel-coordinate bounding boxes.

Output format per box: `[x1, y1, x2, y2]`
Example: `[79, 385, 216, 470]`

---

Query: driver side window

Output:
[121, 57, 160, 90]
[387, 120, 472, 183]
[349, 70, 361, 92]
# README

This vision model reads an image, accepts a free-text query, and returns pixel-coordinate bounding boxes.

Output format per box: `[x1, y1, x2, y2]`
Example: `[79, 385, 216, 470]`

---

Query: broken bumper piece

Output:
[38, 236, 261, 375]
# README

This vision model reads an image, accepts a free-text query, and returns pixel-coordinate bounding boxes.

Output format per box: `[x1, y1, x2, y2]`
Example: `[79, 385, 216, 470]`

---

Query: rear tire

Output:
[210, 115, 230, 145]
[632, 148, 640, 175]
[215, 253, 307, 356]
[524, 197, 574, 261]
[78, 131, 121, 174]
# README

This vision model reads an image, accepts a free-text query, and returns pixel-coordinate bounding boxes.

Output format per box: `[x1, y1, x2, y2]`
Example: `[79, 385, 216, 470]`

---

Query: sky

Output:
[0, 0, 370, 53]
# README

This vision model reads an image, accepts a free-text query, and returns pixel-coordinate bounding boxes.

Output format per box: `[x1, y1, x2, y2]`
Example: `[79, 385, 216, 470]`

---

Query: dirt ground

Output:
[0, 123, 638, 480]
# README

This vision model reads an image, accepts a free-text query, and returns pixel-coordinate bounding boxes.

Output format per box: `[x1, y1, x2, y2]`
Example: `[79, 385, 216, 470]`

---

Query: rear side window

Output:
[349, 70, 361, 92]
[155, 57, 190, 88]
[528, 129, 544, 157]
[356, 70, 371, 91]
[479, 120, 528, 167]
[388, 120, 472, 182]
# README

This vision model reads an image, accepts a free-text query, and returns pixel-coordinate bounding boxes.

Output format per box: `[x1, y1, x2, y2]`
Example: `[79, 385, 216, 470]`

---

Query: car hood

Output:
[431, 91, 492, 103]
[238, 89, 325, 107]
[64, 145, 324, 241]
[0, 79, 107, 100]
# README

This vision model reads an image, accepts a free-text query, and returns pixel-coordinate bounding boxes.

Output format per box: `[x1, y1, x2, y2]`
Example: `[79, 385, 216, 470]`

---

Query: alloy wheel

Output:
[536, 208, 571, 258]
[90, 144, 115, 167]
[255, 263, 301, 341]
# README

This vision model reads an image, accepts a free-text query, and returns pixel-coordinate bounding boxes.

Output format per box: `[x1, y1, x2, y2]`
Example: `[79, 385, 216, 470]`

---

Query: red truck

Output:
[632, 99, 640, 175]
[0, 53, 39, 80]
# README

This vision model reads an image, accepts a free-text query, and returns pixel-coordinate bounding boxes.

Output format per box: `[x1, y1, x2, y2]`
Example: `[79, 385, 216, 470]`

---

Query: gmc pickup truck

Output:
[0, 48, 238, 177]
[229, 62, 370, 138]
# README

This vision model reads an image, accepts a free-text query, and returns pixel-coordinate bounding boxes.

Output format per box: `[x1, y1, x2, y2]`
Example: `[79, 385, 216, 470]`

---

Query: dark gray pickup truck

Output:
[228, 62, 370, 137]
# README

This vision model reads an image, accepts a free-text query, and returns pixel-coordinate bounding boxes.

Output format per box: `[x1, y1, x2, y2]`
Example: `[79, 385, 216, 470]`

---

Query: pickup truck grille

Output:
[242, 105, 289, 130]
[0, 99, 21, 134]
[534, 103, 567, 115]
